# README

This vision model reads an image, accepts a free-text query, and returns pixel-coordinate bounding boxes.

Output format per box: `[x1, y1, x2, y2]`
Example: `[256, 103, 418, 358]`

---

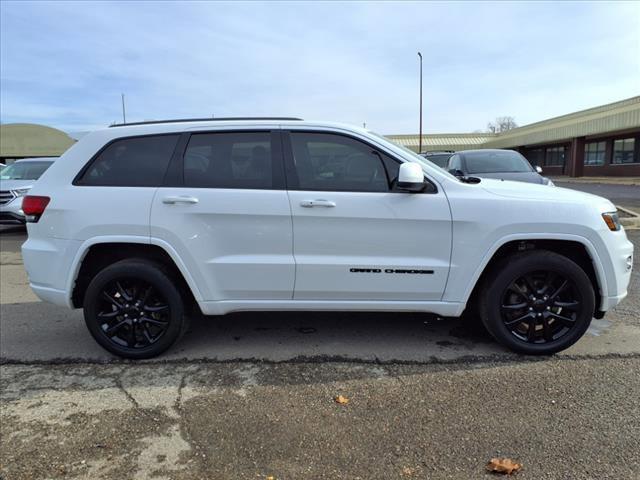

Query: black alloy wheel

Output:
[501, 271, 582, 344]
[480, 250, 595, 355]
[97, 278, 170, 349]
[83, 259, 186, 359]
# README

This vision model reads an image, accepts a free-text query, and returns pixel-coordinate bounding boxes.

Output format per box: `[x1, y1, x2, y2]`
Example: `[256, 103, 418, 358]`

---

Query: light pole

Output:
[121, 93, 127, 124]
[417, 52, 423, 154]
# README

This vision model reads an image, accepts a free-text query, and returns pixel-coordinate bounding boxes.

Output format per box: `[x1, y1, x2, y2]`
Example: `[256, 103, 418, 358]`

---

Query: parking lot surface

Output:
[2, 358, 639, 480]
[1, 197, 639, 479]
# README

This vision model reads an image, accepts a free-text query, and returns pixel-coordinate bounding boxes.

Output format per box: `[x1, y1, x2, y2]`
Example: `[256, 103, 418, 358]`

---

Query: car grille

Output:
[0, 190, 16, 205]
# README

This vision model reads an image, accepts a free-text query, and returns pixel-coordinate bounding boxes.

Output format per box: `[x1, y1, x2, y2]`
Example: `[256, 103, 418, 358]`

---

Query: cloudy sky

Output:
[1, 1, 638, 134]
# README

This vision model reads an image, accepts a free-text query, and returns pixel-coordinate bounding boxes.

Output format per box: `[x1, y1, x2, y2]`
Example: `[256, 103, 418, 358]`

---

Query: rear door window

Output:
[183, 132, 276, 189]
[77, 134, 179, 186]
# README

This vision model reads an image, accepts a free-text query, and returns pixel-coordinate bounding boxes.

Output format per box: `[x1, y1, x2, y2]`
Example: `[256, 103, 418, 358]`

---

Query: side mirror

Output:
[398, 162, 426, 192]
[535, 166, 543, 174]
[448, 168, 464, 177]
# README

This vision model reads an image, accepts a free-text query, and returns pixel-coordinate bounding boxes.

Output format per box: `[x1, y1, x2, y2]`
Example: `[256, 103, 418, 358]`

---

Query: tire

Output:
[83, 259, 186, 359]
[479, 250, 595, 355]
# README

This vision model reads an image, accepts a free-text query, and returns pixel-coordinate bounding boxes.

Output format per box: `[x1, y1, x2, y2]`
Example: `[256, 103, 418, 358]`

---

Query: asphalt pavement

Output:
[2, 358, 639, 479]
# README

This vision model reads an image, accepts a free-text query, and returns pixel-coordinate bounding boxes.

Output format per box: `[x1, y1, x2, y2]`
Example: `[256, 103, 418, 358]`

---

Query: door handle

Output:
[162, 195, 199, 205]
[300, 199, 336, 208]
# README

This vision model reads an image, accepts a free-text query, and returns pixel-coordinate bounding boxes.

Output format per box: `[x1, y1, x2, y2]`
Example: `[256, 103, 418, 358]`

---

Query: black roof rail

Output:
[109, 117, 304, 128]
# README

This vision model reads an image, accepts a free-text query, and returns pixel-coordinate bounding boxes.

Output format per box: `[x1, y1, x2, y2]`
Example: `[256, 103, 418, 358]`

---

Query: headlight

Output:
[602, 212, 622, 231]
[11, 188, 31, 197]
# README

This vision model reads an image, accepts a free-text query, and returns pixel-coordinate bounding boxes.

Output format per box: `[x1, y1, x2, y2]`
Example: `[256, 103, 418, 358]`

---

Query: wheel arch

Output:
[68, 236, 203, 311]
[462, 234, 607, 316]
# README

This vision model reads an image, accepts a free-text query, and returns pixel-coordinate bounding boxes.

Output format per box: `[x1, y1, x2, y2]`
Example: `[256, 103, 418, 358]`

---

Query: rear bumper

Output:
[29, 284, 70, 306]
[22, 236, 81, 308]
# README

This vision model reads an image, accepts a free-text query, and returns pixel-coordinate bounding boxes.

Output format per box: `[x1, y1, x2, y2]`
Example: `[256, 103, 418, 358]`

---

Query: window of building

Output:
[183, 132, 274, 189]
[289, 132, 390, 192]
[78, 135, 179, 186]
[584, 141, 606, 166]
[612, 138, 636, 164]
[545, 146, 566, 167]
[525, 148, 544, 167]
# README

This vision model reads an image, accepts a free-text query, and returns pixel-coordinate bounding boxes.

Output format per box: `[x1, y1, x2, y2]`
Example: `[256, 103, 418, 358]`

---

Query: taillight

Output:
[22, 195, 50, 222]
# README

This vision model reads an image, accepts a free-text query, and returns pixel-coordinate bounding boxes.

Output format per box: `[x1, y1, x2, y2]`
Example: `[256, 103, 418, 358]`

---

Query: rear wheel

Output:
[479, 250, 595, 355]
[83, 259, 186, 359]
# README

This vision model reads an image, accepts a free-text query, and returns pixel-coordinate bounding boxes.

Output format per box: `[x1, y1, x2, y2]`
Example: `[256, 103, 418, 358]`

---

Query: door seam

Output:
[285, 189, 297, 300]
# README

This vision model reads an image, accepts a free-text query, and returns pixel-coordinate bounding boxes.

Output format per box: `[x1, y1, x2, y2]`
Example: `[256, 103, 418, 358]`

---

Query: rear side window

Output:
[77, 135, 179, 186]
[183, 132, 274, 189]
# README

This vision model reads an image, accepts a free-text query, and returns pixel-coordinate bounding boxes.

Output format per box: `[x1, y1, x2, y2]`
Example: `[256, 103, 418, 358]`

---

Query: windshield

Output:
[464, 150, 533, 174]
[0, 161, 53, 180]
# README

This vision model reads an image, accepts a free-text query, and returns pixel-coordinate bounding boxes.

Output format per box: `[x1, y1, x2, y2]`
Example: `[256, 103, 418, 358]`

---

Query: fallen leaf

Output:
[401, 466, 416, 476]
[266, 476, 276, 480]
[486, 457, 522, 475]
[334, 395, 350, 405]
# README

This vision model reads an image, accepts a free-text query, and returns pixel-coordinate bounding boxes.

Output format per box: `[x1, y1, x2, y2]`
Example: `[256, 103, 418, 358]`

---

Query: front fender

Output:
[446, 233, 608, 309]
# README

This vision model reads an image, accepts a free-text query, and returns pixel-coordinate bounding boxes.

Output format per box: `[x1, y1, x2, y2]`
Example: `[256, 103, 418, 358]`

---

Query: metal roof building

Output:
[0, 123, 75, 161]
[385, 133, 495, 152]
[388, 96, 640, 177]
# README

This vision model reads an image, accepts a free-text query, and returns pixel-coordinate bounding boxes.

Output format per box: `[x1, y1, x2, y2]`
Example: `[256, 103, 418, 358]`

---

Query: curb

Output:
[551, 178, 640, 186]
[617, 205, 640, 230]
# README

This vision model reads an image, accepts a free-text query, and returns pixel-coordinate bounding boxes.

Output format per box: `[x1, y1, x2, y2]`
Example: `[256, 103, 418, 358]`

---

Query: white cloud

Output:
[1, 1, 638, 133]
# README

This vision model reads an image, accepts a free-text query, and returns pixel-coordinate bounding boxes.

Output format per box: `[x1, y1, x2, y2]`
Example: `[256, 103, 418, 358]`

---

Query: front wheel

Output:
[479, 250, 595, 355]
[83, 259, 186, 359]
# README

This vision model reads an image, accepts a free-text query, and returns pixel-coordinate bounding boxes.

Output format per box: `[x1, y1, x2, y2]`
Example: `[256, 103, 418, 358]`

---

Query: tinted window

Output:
[0, 161, 53, 180]
[464, 150, 533, 174]
[524, 148, 544, 167]
[544, 146, 566, 167]
[290, 132, 390, 192]
[585, 141, 606, 166]
[613, 138, 636, 164]
[79, 135, 179, 186]
[184, 132, 274, 189]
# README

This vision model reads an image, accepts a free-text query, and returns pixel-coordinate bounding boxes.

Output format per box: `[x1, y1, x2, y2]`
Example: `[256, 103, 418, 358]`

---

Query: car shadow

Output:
[0, 301, 508, 364]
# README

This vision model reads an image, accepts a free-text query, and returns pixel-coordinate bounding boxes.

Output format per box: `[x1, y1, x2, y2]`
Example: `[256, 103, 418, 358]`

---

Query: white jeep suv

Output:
[21, 118, 633, 358]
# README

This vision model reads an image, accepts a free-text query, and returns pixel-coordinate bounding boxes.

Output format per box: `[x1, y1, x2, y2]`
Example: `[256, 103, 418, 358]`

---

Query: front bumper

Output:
[0, 197, 26, 224]
[599, 230, 634, 311]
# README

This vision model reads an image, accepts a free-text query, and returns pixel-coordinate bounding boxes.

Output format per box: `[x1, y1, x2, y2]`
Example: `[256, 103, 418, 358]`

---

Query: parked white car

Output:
[0, 157, 56, 224]
[21, 118, 633, 358]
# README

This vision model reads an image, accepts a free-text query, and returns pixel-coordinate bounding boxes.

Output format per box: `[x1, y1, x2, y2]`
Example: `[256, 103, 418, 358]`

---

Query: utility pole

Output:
[417, 52, 423, 154]
[121, 93, 127, 124]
